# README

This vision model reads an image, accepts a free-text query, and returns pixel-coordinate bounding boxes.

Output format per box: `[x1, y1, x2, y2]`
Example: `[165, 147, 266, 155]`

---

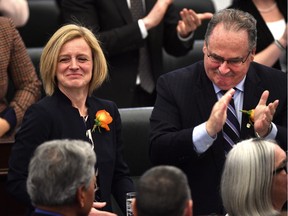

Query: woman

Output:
[7, 24, 134, 215]
[229, 0, 287, 72]
[0, 17, 41, 138]
[221, 138, 287, 216]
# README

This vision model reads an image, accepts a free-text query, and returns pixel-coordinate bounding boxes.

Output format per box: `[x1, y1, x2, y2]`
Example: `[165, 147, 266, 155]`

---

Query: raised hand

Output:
[253, 90, 279, 137]
[206, 88, 235, 137]
[177, 9, 213, 38]
[143, 0, 173, 30]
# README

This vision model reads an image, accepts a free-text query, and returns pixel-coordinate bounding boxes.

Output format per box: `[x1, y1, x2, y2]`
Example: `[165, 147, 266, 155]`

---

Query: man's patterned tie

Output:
[220, 90, 240, 153]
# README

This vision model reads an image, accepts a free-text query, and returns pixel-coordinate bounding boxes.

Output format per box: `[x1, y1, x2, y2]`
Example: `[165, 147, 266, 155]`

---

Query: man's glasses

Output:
[206, 46, 251, 67]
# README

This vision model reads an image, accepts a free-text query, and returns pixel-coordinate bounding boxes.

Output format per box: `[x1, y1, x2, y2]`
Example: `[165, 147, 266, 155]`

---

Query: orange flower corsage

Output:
[92, 110, 113, 133]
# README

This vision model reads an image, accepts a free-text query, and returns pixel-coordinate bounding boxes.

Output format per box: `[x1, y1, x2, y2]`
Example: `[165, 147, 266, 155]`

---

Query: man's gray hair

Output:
[205, 8, 257, 51]
[27, 139, 96, 206]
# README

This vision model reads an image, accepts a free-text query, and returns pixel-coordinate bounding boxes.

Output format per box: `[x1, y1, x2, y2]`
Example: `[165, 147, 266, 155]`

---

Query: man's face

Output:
[203, 23, 255, 90]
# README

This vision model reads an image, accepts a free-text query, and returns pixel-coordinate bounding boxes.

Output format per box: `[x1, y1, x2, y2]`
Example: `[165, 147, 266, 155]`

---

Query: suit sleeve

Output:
[274, 88, 287, 151]
[149, 75, 197, 166]
[162, 4, 194, 56]
[6, 104, 52, 206]
[8, 18, 41, 128]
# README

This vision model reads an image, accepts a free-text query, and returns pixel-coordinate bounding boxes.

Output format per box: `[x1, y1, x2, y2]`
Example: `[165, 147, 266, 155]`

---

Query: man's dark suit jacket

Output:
[7, 89, 134, 214]
[149, 61, 287, 215]
[229, 0, 287, 71]
[61, 0, 194, 107]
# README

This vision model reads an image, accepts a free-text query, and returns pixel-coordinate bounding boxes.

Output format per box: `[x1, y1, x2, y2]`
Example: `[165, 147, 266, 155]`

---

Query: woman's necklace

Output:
[257, 2, 277, 13]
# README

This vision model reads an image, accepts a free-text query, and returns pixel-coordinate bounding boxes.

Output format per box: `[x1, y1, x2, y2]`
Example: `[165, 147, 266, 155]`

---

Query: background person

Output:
[133, 165, 192, 216]
[221, 138, 287, 216]
[27, 139, 116, 216]
[229, 0, 287, 72]
[0, 17, 41, 138]
[60, 0, 213, 107]
[149, 8, 287, 215]
[7, 24, 134, 215]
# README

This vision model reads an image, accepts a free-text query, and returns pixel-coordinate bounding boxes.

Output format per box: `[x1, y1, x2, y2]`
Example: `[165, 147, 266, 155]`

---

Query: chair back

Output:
[17, 0, 61, 47]
[119, 107, 153, 178]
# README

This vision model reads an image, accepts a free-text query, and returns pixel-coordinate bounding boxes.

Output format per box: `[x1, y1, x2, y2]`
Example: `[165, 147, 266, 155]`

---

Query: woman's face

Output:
[271, 145, 287, 211]
[56, 37, 93, 93]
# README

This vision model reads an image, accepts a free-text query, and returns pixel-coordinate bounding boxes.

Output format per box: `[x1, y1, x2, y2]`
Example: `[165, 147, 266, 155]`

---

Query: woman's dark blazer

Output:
[7, 89, 134, 214]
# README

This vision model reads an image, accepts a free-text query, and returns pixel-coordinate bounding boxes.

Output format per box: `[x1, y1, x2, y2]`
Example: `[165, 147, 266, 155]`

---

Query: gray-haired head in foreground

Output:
[205, 8, 257, 51]
[27, 139, 96, 207]
[136, 165, 191, 216]
[221, 138, 279, 216]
